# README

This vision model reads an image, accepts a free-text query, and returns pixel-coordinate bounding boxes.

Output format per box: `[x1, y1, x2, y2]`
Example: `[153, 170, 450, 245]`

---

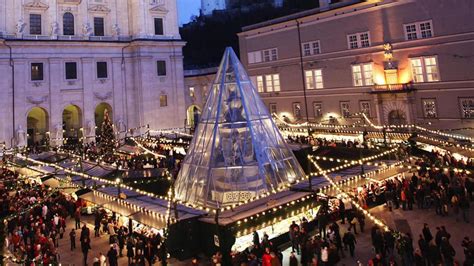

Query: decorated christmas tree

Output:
[99, 109, 115, 159]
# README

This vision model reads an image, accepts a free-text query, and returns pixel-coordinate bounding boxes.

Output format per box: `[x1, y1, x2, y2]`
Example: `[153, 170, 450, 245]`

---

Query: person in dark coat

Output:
[440, 237, 455, 266]
[144, 241, 154, 266]
[252, 231, 260, 246]
[81, 236, 91, 266]
[70, 229, 76, 251]
[428, 241, 442, 265]
[343, 228, 357, 257]
[126, 237, 135, 265]
[422, 223, 433, 243]
[418, 234, 429, 265]
[107, 245, 118, 266]
[289, 252, 298, 266]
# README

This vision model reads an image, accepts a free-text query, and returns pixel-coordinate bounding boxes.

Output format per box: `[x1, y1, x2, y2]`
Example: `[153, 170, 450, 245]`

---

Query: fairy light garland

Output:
[309, 157, 391, 232]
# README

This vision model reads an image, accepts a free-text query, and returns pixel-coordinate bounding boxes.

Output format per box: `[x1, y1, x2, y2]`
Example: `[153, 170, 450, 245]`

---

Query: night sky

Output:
[178, 0, 201, 25]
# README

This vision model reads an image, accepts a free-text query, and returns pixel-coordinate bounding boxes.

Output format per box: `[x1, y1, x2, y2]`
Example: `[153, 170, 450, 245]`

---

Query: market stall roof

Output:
[128, 211, 167, 230]
[117, 145, 143, 155]
[31, 152, 68, 163]
[98, 187, 142, 198]
[79, 191, 114, 206]
[199, 190, 312, 226]
[128, 196, 206, 221]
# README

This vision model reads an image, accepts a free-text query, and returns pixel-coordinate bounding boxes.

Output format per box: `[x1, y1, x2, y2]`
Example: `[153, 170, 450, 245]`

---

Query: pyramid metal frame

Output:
[174, 47, 305, 208]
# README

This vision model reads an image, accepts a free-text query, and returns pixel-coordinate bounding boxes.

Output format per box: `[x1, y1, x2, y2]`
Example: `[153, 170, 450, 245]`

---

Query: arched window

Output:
[63, 12, 75, 35]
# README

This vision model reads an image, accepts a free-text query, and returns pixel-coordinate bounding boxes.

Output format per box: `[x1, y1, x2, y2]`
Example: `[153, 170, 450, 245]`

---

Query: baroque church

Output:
[0, 0, 186, 148]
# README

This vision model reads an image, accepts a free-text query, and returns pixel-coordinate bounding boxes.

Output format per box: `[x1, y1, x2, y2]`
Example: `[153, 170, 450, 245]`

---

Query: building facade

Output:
[238, 0, 474, 130]
[183, 67, 217, 129]
[0, 0, 186, 148]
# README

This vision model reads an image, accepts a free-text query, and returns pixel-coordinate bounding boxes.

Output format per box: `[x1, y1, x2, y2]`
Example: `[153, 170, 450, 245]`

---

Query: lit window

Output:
[256, 76, 264, 92]
[410, 58, 424, 82]
[424, 57, 439, 82]
[302, 41, 321, 56]
[264, 74, 280, 92]
[360, 101, 371, 117]
[352, 63, 373, 86]
[404, 21, 433, 40]
[460, 98, 474, 119]
[313, 102, 322, 118]
[340, 102, 350, 118]
[347, 32, 370, 49]
[305, 69, 323, 89]
[269, 103, 277, 114]
[31, 63, 44, 81]
[362, 64, 373, 85]
[422, 99, 437, 118]
[189, 87, 195, 98]
[160, 95, 167, 107]
[293, 102, 302, 118]
[410, 56, 439, 83]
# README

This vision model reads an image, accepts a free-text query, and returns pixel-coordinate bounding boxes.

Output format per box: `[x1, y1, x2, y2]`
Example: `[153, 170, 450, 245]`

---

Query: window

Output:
[65, 62, 77, 80]
[263, 48, 278, 62]
[160, 95, 168, 107]
[29, 14, 42, 35]
[302, 41, 321, 56]
[157, 61, 166, 76]
[93, 17, 104, 36]
[360, 101, 371, 116]
[256, 76, 264, 92]
[189, 87, 195, 98]
[293, 102, 302, 119]
[97, 62, 108, 79]
[265, 74, 280, 92]
[340, 102, 350, 118]
[31, 63, 44, 81]
[410, 56, 439, 83]
[269, 103, 277, 114]
[422, 99, 437, 118]
[404, 21, 433, 40]
[63, 12, 75, 35]
[460, 98, 474, 119]
[347, 32, 370, 49]
[352, 63, 373, 86]
[313, 102, 322, 118]
[248, 51, 262, 64]
[305, 69, 323, 89]
[154, 18, 164, 35]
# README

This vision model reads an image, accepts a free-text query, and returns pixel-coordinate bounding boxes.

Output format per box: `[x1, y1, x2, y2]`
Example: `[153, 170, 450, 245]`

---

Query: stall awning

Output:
[79, 191, 114, 206]
[128, 212, 167, 230]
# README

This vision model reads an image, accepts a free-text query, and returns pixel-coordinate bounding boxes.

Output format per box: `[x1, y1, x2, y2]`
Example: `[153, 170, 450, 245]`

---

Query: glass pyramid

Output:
[174, 48, 305, 209]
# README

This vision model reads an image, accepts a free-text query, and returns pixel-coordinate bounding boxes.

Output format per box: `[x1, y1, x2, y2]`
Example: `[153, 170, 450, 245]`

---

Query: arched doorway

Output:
[95, 102, 113, 136]
[27, 107, 49, 147]
[187, 105, 201, 129]
[62, 105, 82, 143]
[388, 110, 407, 126]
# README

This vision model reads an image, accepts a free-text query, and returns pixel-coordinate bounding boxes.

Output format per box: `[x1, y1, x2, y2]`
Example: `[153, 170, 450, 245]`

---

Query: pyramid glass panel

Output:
[174, 48, 305, 208]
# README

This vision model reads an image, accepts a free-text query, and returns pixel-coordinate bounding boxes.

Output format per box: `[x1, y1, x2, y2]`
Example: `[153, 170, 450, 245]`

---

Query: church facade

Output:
[0, 0, 186, 148]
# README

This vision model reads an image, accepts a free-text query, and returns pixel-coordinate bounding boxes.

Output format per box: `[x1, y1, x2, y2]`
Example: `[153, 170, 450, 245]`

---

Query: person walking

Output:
[107, 245, 119, 266]
[70, 229, 76, 251]
[127, 237, 135, 265]
[289, 251, 298, 266]
[75, 208, 81, 230]
[343, 228, 357, 258]
[81, 236, 91, 266]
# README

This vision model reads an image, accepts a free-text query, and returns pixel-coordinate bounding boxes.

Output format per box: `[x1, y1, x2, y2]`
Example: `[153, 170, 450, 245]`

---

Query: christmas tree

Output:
[99, 109, 115, 159]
